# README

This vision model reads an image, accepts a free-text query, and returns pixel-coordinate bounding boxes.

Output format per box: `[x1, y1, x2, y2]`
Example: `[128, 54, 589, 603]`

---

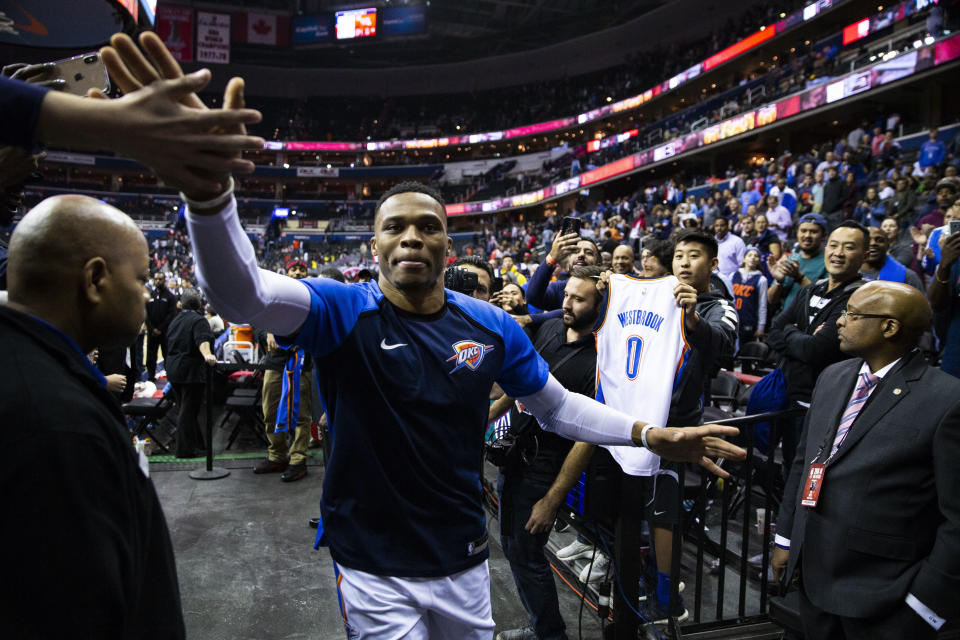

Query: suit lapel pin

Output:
[892, 388, 902, 395]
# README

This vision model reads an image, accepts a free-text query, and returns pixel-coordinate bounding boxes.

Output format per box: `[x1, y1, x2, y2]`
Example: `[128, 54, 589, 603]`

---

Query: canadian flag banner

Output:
[247, 12, 277, 45]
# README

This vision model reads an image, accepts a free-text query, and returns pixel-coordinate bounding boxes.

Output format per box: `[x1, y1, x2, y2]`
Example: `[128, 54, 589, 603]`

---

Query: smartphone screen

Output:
[561, 216, 581, 236]
[949, 220, 960, 237]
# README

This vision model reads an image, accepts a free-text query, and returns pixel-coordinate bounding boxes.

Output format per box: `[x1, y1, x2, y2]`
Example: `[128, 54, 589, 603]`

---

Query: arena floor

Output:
[150, 437, 608, 639]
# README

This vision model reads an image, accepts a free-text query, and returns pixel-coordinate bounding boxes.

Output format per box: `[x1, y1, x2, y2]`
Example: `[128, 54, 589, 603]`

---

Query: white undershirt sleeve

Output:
[185, 197, 311, 336]
[517, 374, 639, 446]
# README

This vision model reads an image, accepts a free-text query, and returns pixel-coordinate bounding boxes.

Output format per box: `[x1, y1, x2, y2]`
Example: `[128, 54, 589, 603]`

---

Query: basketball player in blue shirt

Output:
[100, 33, 746, 639]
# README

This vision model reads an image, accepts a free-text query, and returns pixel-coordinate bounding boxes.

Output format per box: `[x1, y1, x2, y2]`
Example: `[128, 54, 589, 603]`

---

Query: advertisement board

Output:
[381, 5, 426, 36]
[293, 15, 333, 44]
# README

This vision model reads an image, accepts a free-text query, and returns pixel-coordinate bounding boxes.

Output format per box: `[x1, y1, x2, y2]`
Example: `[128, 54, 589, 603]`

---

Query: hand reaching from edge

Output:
[56, 31, 266, 198]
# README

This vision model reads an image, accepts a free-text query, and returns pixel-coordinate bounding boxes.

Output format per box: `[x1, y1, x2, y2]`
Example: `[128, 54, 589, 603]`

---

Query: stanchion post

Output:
[189, 365, 230, 480]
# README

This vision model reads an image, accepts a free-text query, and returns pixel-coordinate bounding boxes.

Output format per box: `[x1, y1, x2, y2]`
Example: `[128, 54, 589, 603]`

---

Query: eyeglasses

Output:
[840, 309, 898, 321]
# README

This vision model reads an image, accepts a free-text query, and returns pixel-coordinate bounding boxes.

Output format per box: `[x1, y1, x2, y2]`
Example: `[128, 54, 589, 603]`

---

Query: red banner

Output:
[704, 26, 775, 71]
[156, 5, 194, 62]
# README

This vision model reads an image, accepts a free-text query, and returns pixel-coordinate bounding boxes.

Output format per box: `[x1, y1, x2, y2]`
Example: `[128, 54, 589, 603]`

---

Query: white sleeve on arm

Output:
[517, 374, 638, 446]
[185, 197, 311, 336]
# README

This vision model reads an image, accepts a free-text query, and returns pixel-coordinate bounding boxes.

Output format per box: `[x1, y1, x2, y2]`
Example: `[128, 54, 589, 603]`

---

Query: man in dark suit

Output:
[0, 195, 184, 636]
[166, 289, 217, 458]
[145, 271, 178, 381]
[773, 281, 960, 638]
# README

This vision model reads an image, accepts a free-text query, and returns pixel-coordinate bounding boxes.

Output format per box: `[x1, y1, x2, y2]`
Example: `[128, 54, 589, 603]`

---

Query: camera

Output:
[444, 266, 478, 294]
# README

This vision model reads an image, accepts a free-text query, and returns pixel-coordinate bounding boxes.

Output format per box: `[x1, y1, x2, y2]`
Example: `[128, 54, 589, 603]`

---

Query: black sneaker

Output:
[254, 458, 288, 474]
[281, 463, 308, 482]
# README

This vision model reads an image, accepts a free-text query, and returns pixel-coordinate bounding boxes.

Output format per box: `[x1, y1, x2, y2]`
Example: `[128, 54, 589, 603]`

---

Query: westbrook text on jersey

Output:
[616, 308, 666, 332]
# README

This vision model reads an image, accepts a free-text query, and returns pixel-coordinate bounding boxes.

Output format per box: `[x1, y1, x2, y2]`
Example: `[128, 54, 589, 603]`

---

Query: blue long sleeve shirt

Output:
[0, 75, 49, 148]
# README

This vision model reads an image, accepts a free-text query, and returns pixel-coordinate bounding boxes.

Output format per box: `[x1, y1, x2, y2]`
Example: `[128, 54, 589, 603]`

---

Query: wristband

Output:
[640, 424, 657, 450]
[545, 254, 557, 267]
[180, 176, 235, 210]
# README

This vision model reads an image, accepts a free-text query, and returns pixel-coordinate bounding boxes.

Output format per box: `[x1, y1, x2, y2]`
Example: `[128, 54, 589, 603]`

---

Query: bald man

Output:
[611, 244, 638, 275]
[0, 196, 185, 637]
[773, 281, 959, 639]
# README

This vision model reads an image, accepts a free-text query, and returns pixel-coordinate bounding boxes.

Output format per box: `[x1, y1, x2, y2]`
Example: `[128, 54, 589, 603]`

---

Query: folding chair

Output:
[709, 370, 743, 413]
[737, 340, 771, 376]
[123, 394, 176, 454]
[216, 362, 269, 450]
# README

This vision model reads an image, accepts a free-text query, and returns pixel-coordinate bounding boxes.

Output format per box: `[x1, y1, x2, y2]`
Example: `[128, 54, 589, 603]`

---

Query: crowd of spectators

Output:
[250, 1, 809, 143]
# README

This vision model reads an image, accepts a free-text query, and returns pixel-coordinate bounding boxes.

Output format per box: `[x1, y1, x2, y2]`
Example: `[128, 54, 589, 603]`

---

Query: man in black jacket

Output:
[0, 195, 184, 637]
[821, 166, 845, 231]
[492, 266, 602, 640]
[767, 221, 868, 476]
[145, 271, 178, 381]
[166, 288, 216, 458]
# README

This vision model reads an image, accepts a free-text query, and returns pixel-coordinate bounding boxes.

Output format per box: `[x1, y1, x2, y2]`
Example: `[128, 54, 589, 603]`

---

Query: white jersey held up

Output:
[596, 274, 690, 476]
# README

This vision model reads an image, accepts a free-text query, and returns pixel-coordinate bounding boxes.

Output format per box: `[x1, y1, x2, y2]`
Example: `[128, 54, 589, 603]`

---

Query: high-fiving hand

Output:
[94, 32, 263, 199]
[641, 424, 746, 479]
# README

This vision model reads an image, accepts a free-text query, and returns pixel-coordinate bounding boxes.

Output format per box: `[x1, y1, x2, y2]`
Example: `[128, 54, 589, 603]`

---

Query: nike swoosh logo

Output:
[653, 510, 666, 516]
[380, 339, 407, 350]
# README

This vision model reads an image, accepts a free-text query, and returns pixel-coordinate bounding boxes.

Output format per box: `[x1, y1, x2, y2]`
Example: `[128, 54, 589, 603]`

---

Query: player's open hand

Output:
[642, 424, 745, 478]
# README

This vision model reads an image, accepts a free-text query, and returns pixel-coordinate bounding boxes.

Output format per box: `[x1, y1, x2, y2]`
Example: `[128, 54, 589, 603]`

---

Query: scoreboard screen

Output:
[335, 8, 377, 39]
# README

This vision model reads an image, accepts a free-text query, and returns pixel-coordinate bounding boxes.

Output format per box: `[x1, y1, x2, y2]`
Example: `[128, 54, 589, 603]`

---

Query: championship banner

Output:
[156, 5, 194, 62]
[197, 12, 230, 64]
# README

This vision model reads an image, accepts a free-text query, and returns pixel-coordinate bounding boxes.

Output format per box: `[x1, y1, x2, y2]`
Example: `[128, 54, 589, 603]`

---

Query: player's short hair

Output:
[673, 228, 718, 260]
[834, 220, 869, 248]
[376, 182, 446, 219]
[452, 256, 494, 282]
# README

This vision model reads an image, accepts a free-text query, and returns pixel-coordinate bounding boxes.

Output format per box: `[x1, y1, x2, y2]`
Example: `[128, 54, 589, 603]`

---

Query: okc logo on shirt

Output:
[447, 340, 494, 373]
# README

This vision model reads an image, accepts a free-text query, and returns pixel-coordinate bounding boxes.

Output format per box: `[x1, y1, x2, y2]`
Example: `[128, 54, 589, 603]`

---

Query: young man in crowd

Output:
[766, 221, 868, 475]
[525, 230, 600, 310]
[254, 259, 317, 482]
[767, 213, 828, 313]
[638, 228, 740, 622]
[714, 216, 746, 279]
[861, 227, 924, 290]
[452, 255, 495, 302]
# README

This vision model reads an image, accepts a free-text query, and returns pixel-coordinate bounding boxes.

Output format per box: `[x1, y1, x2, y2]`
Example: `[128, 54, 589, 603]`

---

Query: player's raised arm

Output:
[100, 32, 311, 336]
[517, 374, 745, 478]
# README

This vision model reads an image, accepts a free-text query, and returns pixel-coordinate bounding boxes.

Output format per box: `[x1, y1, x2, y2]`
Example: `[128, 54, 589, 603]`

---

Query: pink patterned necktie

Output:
[831, 371, 879, 456]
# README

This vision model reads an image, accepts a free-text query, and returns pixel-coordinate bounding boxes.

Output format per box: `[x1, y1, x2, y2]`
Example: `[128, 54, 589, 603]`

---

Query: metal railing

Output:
[483, 406, 808, 639]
